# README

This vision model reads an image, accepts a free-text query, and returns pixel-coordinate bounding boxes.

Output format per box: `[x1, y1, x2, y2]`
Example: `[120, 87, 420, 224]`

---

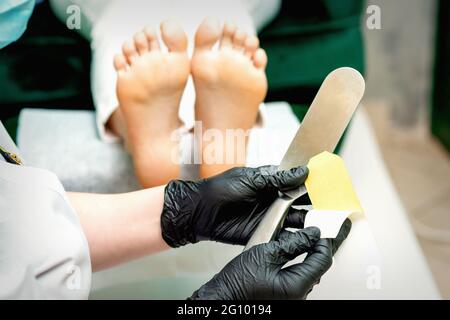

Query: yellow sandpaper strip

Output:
[305, 151, 363, 213]
[303, 152, 363, 238]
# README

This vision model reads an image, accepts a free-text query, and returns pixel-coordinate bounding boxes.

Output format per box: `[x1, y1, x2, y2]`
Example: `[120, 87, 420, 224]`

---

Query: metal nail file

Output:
[244, 67, 365, 251]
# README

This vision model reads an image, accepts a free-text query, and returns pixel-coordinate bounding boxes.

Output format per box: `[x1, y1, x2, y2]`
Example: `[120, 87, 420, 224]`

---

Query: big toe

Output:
[194, 17, 221, 50]
[161, 19, 188, 52]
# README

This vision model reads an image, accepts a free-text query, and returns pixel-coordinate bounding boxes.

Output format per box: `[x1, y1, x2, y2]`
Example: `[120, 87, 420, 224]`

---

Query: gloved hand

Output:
[161, 165, 309, 248]
[190, 220, 352, 300]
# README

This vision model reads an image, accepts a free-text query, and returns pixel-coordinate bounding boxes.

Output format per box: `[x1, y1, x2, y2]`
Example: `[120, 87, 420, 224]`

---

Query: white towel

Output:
[17, 102, 299, 192]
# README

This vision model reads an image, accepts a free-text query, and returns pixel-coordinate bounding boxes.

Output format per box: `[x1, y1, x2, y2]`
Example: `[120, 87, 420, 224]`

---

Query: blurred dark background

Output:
[0, 1, 93, 120]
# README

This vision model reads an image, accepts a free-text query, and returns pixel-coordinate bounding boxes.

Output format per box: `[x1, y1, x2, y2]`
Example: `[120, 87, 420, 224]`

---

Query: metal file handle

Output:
[244, 186, 307, 251]
[243, 68, 365, 252]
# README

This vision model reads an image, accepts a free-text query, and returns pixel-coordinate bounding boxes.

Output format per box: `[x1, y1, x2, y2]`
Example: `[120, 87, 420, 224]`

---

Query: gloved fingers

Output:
[283, 214, 352, 255]
[330, 218, 352, 255]
[292, 192, 312, 206]
[283, 209, 307, 229]
[281, 238, 333, 289]
[271, 166, 309, 193]
[253, 166, 309, 193]
[268, 227, 321, 266]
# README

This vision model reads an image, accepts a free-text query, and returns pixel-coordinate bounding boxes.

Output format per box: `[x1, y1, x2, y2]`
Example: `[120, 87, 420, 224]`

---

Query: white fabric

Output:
[17, 102, 298, 192]
[49, 0, 281, 142]
[0, 122, 91, 299]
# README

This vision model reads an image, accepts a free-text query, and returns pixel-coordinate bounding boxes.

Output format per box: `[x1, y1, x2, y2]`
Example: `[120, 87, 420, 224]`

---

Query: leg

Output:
[113, 21, 190, 187]
[192, 18, 268, 178]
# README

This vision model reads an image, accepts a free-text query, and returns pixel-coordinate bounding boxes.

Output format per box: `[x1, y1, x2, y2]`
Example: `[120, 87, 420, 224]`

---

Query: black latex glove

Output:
[161, 165, 309, 248]
[190, 220, 352, 300]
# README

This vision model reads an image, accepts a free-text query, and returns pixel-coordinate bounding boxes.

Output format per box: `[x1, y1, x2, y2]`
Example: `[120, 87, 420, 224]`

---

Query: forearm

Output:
[67, 186, 170, 272]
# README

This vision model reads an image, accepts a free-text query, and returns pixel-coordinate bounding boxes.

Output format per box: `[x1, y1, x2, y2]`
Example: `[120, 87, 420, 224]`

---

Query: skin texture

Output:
[111, 20, 190, 187]
[67, 187, 169, 271]
[108, 18, 268, 187]
[192, 18, 268, 178]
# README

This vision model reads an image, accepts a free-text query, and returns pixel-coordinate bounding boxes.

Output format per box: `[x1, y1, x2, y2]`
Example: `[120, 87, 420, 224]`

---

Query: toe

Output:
[253, 48, 268, 70]
[161, 19, 188, 52]
[232, 28, 246, 51]
[194, 17, 221, 50]
[244, 35, 259, 58]
[134, 31, 149, 55]
[122, 40, 138, 65]
[144, 26, 161, 51]
[220, 21, 236, 49]
[113, 54, 128, 72]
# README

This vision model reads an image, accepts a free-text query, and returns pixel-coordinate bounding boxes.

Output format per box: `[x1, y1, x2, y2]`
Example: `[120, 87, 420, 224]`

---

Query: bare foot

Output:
[191, 18, 268, 178]
[113, 20, 190, 187]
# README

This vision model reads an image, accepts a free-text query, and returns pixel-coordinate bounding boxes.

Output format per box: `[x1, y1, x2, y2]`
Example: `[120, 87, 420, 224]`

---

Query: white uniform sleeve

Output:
[0, 161, 92, 299]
